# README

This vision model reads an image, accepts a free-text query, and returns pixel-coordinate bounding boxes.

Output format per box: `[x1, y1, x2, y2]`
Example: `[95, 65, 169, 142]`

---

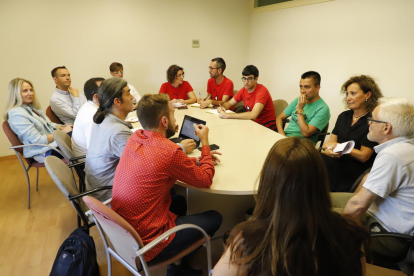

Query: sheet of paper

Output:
[206, 109, 235, 115]
[172, 102, 186, 108]
[333, 140, 355, 154]
[125, 116, 139, 123]
[190, 103, 213, 108]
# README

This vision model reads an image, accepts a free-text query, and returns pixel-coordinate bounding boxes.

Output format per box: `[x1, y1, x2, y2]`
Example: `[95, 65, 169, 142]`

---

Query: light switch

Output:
[192, 39, 200, 48]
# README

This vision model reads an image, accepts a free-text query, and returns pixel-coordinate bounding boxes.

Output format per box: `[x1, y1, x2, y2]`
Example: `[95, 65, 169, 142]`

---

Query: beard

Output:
[166, 122, 176, 139]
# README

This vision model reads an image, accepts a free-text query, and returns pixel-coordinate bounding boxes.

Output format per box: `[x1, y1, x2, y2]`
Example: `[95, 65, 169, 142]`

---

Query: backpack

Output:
[49, 227, 100, 276]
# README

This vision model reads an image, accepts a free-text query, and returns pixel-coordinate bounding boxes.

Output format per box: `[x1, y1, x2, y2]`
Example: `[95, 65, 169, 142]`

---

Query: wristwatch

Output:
[295, 109, 304, 115]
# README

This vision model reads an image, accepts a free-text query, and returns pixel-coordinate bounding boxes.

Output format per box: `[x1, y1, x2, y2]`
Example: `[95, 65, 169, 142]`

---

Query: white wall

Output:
[249, 0, 414, 134]
[0, 0, 251, 157]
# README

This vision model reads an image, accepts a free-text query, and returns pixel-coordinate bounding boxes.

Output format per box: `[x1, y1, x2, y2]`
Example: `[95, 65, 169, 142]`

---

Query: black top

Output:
[332, 110, 377, 151]
[323, 110, 377, 192]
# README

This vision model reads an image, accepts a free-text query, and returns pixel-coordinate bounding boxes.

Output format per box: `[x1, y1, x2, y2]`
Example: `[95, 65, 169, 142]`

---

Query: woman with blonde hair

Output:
[213, 137, 370, 276]
[4, 78, 72, 162]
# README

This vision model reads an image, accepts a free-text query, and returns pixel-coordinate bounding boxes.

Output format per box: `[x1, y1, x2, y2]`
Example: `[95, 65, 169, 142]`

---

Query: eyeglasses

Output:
[241, 77, 255, 82]
[367, 117, 388, 124]
[176, 73, 185, 78]
[208, 67, 219, 71]
[113, 71, 123, 75]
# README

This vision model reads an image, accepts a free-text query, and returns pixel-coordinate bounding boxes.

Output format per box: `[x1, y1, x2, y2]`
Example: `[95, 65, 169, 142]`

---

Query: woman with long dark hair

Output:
[213, 137, 370, 276]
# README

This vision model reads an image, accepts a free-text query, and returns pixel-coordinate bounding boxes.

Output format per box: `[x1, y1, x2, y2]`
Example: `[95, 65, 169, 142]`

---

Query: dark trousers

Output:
[150, 194, 222, 263]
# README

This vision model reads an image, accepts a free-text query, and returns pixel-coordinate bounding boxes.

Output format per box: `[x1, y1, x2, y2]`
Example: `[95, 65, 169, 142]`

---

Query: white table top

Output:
[130, 106, 284, 195]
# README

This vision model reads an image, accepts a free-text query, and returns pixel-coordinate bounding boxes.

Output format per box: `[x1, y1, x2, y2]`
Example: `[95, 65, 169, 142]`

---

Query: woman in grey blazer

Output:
[4, 78, 72, 162]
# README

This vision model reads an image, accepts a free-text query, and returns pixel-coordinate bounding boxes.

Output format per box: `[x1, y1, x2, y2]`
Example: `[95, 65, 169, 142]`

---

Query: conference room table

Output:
[130, 105, 285, 236]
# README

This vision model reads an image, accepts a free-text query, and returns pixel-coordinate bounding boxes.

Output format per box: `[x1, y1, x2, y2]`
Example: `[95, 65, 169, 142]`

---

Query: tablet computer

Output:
[170, 115, 206, 147]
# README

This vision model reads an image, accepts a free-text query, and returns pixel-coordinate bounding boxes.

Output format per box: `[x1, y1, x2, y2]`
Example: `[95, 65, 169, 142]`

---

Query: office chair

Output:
[44, 156, 112, 233]
[53, 129, 86, 191]
[46, 105, 64, 125]
[2, 121, 66, 208]
[83, 196, 213, 276]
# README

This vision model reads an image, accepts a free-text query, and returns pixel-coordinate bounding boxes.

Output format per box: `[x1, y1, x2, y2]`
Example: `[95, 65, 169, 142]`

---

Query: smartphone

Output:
[198, 144, 220, 151]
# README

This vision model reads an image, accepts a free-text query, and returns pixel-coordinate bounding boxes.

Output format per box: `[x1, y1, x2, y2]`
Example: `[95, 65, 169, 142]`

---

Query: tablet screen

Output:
[179, 115, 206, 145]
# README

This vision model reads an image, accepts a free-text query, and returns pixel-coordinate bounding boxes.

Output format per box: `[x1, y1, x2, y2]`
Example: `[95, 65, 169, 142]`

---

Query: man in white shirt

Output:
[71, 78, 104, 156]
[110, 62, 141, 109]
[50, 66, 87, 124]
[340, 98, 414, 258]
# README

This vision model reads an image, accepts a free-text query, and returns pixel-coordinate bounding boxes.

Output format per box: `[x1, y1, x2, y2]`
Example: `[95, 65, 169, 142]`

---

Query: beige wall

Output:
[2, 0, 414, 157]
[0, 0, 251, 157]
[249, 0, 414, 135]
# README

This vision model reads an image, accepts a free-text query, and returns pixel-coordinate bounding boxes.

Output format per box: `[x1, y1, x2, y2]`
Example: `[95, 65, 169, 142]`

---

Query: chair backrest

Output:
[53, 129, 75, 160]
[316, 122, 330, 148]
[44, 155, 88, 212]
[83, 196, 145, 271]
[273, 99, 288, 118]
[46, 105, 64, 125]
[2, 120, 36, 166]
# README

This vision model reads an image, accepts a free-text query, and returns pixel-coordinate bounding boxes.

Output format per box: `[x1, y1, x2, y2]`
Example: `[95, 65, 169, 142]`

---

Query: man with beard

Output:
[111, 94, 222, 275]
[217, 65, 276, 130]
[50, 66, 87, 124]
[198, 57, 234, 108]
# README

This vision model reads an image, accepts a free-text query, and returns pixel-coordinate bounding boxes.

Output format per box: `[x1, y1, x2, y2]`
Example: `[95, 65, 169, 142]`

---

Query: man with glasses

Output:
[217, 65, 276, 130]
[339, 97, 414, 259]
[276, 71, 330, 144]
[110, 62, 141, 109]
[198, 57, 234, 109]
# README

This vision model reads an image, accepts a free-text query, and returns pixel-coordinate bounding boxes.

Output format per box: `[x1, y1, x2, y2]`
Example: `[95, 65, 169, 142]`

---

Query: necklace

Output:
[353, 111, 369, 122]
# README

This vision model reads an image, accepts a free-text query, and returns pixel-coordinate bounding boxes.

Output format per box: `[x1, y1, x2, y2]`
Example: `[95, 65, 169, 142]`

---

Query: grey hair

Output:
[4, 78, 41, 120]
[377, 97, 414, 138]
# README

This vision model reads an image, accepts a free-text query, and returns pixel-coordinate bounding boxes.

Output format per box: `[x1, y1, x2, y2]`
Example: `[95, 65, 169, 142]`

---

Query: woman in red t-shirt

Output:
[159, 64, 197, 104]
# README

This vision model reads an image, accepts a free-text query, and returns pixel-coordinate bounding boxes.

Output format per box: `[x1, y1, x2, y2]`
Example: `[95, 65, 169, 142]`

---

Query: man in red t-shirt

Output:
[217, 65, 276, 130]
[111, 94, 222, 273]
[198, 57, 234, 109]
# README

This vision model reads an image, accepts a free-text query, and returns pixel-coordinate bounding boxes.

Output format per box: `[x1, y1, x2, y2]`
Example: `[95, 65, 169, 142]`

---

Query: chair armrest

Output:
[84, 198, 112, 217]
[69, 186, 113, 201]
[310, 132, 330, 138]
[10, 143, 67, 162]
[137, 224, 210, 255]
[70, 155, 86, 162]
[371, 233, 414, 242]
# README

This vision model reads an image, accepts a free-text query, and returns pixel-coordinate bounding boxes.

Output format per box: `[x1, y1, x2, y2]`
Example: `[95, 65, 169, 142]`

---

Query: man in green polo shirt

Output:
[276, 71, 330, 144]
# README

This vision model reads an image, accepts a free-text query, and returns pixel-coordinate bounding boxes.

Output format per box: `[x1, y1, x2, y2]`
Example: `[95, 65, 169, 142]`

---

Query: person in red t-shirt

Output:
[111, 94, 222, 275]
[198, 57, 234, 109]
[217, 65, 276, 130]
[159, 64, 197, 105]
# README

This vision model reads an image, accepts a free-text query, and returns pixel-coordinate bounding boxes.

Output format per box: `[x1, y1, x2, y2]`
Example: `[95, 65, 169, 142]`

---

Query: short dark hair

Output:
[137, 94, 170, 130]
[242, 65, 259, 79]
[211, 57, 226, 73]
[301, 71, 321, 86]
[84, 77, 105, 101]
[110, 62, 123, 72]
[51, 66, 67, 78]
[93, 78, 128, 124]
[166, 64, 184, 84]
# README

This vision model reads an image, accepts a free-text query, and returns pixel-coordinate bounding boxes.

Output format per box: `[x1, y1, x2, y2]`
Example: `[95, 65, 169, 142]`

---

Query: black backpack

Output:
[49, 227, 100, 276]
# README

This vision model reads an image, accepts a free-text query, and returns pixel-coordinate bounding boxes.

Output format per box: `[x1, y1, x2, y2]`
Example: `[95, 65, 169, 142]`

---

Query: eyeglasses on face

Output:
[208, 67, 219, 71]
[241, 77, 255, 82]
[367, 117, 388, 124]
[113, 71, 123, 75]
